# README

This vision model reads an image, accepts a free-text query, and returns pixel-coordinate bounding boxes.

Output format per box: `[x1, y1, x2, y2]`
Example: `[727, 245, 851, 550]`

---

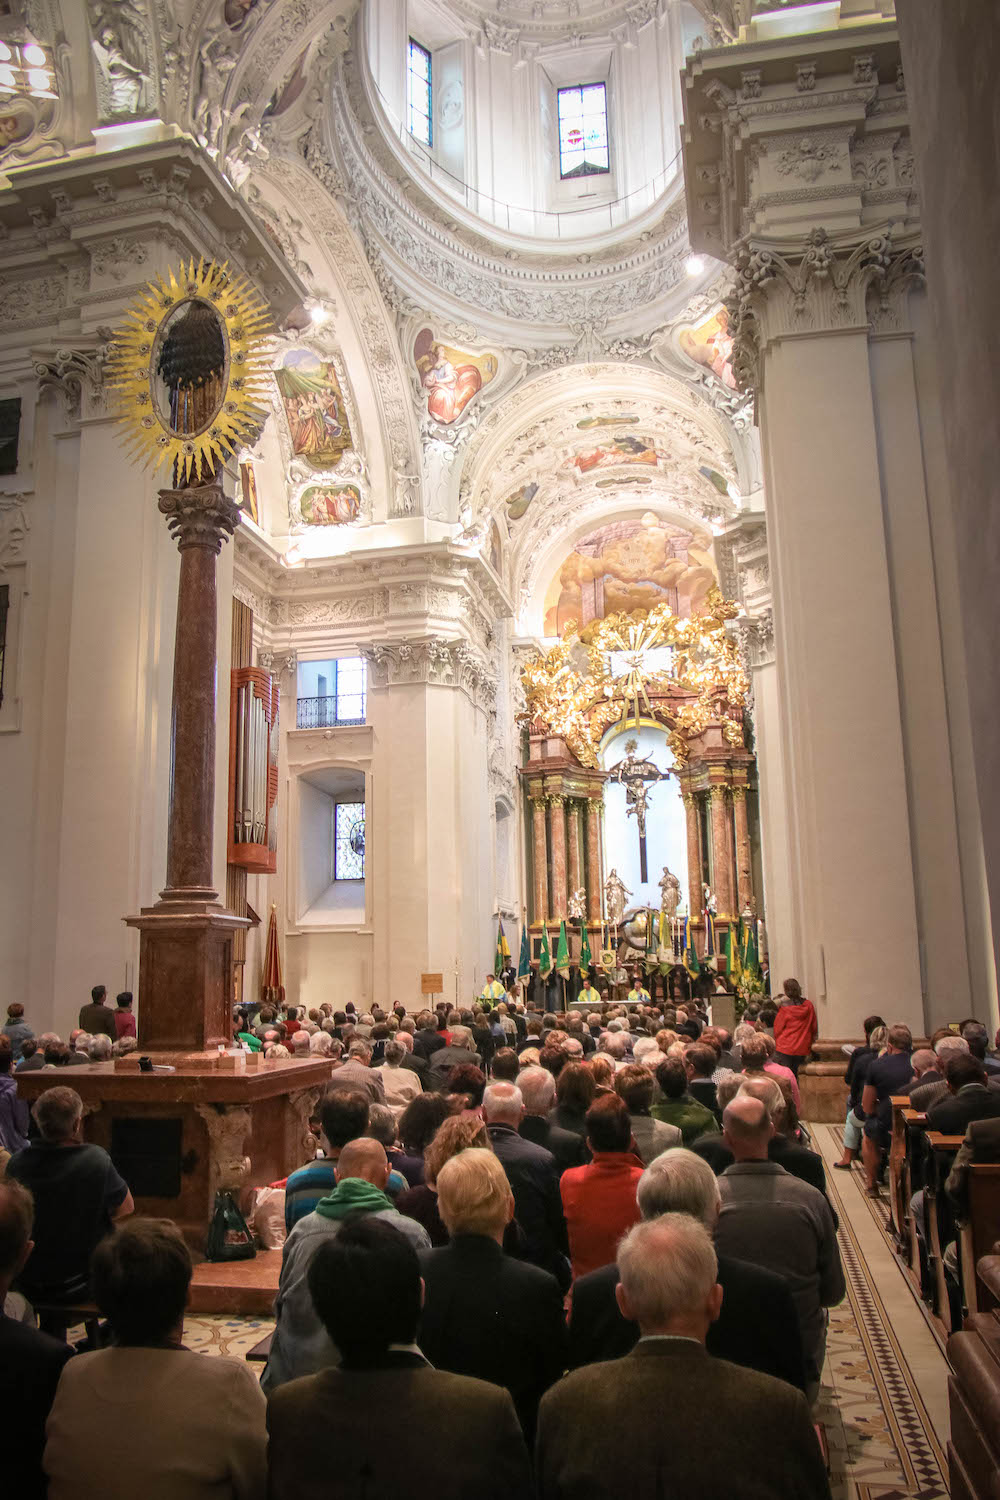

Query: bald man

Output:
[263, 1136, 431, 1393]
[715, 1095, 844, 1402]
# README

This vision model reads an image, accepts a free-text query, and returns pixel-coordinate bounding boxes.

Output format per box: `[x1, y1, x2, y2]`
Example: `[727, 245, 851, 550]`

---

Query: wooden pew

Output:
[925, 1131, 965, 1330]
[889, 1096, 913, 1242]
[947, 1256, 1000, 1500]
[898, 1105, 927, 1264]
[957, 1164, 1000, 1317]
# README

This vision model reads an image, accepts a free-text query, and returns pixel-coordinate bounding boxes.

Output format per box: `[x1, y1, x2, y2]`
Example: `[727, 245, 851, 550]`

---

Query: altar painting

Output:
[300, 483, 361, 526]
[543, 517, 717, 637]
[678, 306, 737, 391]
[274, 348, 353, 470]
[413, 328, 498, 425]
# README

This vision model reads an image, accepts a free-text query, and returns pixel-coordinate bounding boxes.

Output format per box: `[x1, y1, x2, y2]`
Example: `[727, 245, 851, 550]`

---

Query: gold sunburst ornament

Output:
[106, 257, 271, 484]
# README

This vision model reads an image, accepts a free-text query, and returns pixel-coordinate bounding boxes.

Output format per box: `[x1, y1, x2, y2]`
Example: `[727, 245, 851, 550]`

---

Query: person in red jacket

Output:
[560, 1093, 644, 1280]
[772, 979, 818, 1077]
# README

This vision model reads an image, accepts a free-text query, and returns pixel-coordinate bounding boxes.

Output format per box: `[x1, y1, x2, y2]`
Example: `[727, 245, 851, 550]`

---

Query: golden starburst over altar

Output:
[519, 590, 749, 769]
[106, 257, 271, 484]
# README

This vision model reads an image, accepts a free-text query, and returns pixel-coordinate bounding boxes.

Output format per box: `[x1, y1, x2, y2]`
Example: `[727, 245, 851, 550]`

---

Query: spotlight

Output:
[22, 43, 46, 66]
[685, 254, 705, 277]
[309, 303, 329, 327]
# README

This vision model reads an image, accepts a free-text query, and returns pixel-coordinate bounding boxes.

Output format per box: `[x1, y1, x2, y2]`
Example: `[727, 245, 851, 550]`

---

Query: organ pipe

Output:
[228, 665, 279, 873]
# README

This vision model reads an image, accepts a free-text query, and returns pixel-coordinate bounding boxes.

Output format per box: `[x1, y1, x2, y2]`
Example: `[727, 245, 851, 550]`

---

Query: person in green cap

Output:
[262, 1137, 431, 1393]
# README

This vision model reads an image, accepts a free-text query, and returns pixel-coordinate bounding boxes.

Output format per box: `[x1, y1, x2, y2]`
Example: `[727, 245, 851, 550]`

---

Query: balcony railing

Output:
[296, 695, 366, 730]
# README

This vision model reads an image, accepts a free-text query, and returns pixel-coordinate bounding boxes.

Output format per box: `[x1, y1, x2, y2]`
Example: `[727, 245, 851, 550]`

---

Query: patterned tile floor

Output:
[174, 1123, 951, 1499]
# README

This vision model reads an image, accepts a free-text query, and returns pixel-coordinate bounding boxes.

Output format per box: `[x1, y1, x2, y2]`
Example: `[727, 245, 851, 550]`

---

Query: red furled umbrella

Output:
[261, 904, 285, 1008]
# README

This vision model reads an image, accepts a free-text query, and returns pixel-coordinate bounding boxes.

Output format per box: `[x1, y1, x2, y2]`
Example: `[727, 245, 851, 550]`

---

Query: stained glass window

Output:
[407, 38, 432, 146]
[557, 83, 610, 179]
[334, 801, 365, 880]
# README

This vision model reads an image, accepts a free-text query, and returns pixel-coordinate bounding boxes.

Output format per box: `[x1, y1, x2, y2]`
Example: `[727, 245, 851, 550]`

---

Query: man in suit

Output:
[567, 1146, 807, 1392]
[0, 1180, 74, 1500]
[418, 1147, 566, 1444]
[484, 1082, 570, 1289]
[394, 1026, 429, 1086]
[76, 984, 116, 1042]
[266, 1215, 533, 1500]
[946, 1113, 1000, 1215]
[685, 1043, 721, 1119]
[909, 1035, 971, 1111]
[324, 1040, 386, 1104]
[428, 1025, 483, 1091]
[691, 1075, 833, 1208]
[926, 1053, 1000, 1135]
[411, 1011, 447, 1062]
[518, 1066, 587, 1173]
[538, 1215, 830, 1500]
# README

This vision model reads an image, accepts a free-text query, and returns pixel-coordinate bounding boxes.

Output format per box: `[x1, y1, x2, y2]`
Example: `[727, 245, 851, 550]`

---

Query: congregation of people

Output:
[6, 975, 997, 1497]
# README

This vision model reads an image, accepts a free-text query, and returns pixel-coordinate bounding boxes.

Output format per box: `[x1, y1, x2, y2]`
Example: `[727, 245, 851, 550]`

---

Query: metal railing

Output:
[296, 696, 366, 730]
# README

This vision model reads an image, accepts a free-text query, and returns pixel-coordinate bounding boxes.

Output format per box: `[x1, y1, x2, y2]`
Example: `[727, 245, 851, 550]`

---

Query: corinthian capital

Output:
[158, 484, 241, 554]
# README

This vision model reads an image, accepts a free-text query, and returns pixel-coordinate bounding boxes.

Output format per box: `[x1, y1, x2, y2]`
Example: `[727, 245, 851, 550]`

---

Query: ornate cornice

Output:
[361, 636, 496, 714]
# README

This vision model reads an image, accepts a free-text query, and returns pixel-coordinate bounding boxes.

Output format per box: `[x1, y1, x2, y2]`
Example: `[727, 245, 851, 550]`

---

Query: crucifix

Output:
[613, 739, 670, 883]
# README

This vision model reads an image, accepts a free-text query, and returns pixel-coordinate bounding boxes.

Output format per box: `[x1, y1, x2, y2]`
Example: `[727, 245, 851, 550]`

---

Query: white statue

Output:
[567, 886, 587, 921]
[703, 883, 718, 916]
[658, 866, 682, 921]
[89, 2, 151, 119]
[195, 40, 238, 157]
[604, 868, 632, 928]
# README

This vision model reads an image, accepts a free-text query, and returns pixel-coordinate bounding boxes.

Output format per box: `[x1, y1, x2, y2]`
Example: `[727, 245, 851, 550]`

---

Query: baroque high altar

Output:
[518, 591, 758, 968]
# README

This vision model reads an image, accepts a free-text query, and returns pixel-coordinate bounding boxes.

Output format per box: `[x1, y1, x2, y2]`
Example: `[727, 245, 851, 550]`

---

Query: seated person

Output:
[861, 1025, 914, 1195]
[650, 1057, 720, 1146]
[6, 1086, 133, 1315]
[44, 1218, 267, 1500]
[418, 1149, 566, 1444]
[926, 1053, 1000, 1135]
[0, 1180, 74, 1500]
[613, 1064, 681, 1165]
[265, 1216, 532, 1500]
[284, 1089, 370, 1231]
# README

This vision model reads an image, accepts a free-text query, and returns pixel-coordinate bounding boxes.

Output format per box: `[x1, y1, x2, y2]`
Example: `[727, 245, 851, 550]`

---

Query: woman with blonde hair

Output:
[395, 1114, 490, 1247]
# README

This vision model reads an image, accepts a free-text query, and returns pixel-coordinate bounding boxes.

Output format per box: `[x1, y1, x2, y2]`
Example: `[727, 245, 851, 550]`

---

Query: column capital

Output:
[158, 483, 241, 554]
[731, 784, 748, 802]
[708, 783, 729, 803]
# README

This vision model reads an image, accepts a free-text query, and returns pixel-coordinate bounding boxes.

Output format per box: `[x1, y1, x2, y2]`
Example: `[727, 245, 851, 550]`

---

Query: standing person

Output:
[0, 1047, 30, 1153]
[113, 992, 137, 1040]
[77, 985, 116, 1042]
[2, 1002, 34, 1060]
[773, 979, 818, 1076]
[44, 1218, 267, 1500]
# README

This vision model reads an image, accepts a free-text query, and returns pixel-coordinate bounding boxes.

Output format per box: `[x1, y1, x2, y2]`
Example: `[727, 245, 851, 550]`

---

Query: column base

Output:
[125, 900, 251, 1052]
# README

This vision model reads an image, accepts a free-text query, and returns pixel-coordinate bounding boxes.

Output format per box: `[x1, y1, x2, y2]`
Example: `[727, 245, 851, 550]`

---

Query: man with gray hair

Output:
[6, 1086, 134, 1315]
[539, 1214, 829, 1499]
[428, 1024, 482, 1091]
[324, 1038, 386, 1104]
[484, 1082, 569, 1289]
[86, 1034, 114, 1064]
[716, 1095, 844, 1400]
[910, 1033, 973, 1112]
[518, 1065, 587, 1173]
[568, 1147, 806, 1390]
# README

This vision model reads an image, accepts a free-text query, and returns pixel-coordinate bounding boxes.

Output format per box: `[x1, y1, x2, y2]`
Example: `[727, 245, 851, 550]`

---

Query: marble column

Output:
[126, 483, 248, 1052]
[567, 799, 582, 905]
[531, 796, 548, 926]
[732, 785, 753, 915]
[548, 795, 568, 919]
[709, 785, 734, 918]
[682, 791, 702, 916]
[586, 797, 603, 924]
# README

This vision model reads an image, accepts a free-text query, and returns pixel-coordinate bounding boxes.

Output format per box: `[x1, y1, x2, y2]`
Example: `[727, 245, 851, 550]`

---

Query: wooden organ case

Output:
[228, 667, 278, 872]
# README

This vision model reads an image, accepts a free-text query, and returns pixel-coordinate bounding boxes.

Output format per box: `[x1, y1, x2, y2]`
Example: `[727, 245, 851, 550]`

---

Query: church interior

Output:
[0, 1, 998, 1496]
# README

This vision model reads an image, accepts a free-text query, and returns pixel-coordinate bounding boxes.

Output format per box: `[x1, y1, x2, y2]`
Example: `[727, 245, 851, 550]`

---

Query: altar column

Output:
[709, 785, 735, 918]
[585, 796, 603, 923]
[530, 796, 548, 926]
[682, 789, 703, 915]
[732, 783, 753, 914]
[566, 799, 582, 906]
[548, 795, 568, 919]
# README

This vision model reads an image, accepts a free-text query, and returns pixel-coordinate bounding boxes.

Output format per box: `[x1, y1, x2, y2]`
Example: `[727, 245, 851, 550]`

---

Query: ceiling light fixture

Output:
[685, 253, 706, 277]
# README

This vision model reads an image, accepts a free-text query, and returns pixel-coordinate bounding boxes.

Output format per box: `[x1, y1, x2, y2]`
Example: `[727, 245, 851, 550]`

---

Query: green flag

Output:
[726, 921, 743, 982]
[555, 920, 570, 979]
[517, 922, 531, 981]
[538, 925, 552, 978]
[579, 924, 592, 973]
[743, 919, 760, 982]
[494, 918, 510, 977]
[684, 917, 700, 979]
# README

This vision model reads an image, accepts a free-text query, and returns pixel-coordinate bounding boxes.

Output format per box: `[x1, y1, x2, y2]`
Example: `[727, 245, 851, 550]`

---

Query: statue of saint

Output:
[703, 883, 718, 916]
[567, 886, 587, 921]
[604, 868, 632, 928]
[658, 867, 682, 920]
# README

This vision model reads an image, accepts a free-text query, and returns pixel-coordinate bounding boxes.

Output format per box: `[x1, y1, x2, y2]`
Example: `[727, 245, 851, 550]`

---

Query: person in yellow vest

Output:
[627, 978, 651, 1006]
[481, 976, 506, 1004]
